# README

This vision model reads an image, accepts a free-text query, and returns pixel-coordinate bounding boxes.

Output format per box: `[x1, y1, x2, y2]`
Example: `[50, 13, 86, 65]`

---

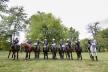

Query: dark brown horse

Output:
[8, 44, 20, 60]
[75, 41, 82, 60]
[58, 46, 66, 59]
[43, 45, 49, 59]
[51, 44, 57, 59]
[21, 43, 33, 60]
[33, 45, 41, 59]
[65, 43, 73, 60]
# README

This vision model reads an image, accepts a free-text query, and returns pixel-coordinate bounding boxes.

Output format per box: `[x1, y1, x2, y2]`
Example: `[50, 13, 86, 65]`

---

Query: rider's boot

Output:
[95, 56, 98, 61]
[92, 56, 94, 61]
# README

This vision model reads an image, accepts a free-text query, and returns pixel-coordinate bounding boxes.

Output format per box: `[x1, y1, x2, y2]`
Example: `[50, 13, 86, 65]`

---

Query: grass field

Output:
[0, 51, 108, 72]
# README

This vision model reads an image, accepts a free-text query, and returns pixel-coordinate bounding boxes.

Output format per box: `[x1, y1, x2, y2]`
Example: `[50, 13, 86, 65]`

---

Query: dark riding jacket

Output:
[13, 39, 19, 45]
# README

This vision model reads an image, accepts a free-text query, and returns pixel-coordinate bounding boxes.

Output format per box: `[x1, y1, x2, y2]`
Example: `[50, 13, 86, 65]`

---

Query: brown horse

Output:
[20, 43, 33, 60]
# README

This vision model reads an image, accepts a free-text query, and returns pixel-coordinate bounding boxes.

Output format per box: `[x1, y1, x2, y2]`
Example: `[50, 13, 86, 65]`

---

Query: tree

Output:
[4, 6, 28, 42]
[27, 12, 64, 44]
[68, 27, 79, 42]
[96, 28, 108, 52]
[87, 22, 100, 39]
[0, 0, 9, 18]
[80, 39, 88, 52]
[0, 6, 29, 50]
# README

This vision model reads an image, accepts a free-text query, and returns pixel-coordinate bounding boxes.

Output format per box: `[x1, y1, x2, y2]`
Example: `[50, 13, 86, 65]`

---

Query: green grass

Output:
[0, 51, 108, 72]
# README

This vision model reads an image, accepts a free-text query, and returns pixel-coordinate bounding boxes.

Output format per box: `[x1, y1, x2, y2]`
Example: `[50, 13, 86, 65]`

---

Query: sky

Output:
[7, 0, 108, 42]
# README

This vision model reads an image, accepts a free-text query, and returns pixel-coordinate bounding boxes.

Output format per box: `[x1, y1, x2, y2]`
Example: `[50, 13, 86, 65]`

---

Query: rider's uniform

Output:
[90, 39, 97, 56]
[13, 39, 19, 48]
[51, 42, 56, 49]
[60, 42, 65, 51]
[13, 39, 19, 45]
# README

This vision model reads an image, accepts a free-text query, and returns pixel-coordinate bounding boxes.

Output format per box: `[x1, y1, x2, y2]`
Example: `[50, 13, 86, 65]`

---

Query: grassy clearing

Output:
[0, 51, 108, 72]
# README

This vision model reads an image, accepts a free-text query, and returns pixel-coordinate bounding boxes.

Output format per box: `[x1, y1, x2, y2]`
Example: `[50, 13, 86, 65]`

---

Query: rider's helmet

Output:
[67, 39, 69, 41]
[66, 39, 69, 42]
[36, 39, 39, 41]
[52, 38, 55, 41]
[44, 38, 47, 41]
[15, 38, 18, 40]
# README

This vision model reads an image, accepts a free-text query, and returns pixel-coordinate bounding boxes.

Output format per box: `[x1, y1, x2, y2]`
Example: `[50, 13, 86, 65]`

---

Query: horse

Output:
[65, 42, 73, 60]
[8, 44, 20, 60]
[75, 41, 82, 60]
[58, 43, 66, 59]
[87, 40, 93, 59]
[20, 43, 33, 60]
[51, 43, 57, 59]
[43, 45, 49, 59]
[89, 39, 98, 61]
[33, 44, 41, 59]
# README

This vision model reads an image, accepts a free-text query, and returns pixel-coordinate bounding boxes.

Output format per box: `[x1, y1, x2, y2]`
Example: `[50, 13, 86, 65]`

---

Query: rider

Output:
[51, 38, 56, 49]
[13, 38, 19, 45]
[60, 39, 65, 51]
[34, 39, 40, 46]
[75, 39, 80, 47]
[12, 38, 19, 48]
[26, 39, 32, 48]
[90, 39, 98, 61]
[66, 39, 71, 48]
[44, 38, 48, 48]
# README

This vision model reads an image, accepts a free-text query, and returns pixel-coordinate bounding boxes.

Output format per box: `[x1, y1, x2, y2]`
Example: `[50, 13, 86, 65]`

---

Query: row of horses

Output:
[8, 42, 82, 60]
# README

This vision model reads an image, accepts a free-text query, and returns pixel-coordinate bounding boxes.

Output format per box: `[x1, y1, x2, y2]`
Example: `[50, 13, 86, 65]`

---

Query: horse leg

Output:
[25, 52, 28, 60]
[66, 52, 67, 59]
[78, 52, 81, 60]
[80, 52, 82, 60]
[37, 52, 39, 59]
[76, 52, 79, 60]
[71, 52, 73, 60]
[44, 52, 45, 59]
[55, 52, 56, 58]
[63, 51, 64, 59]
[13, 51, 16, 60]
[17, 51, 19, 60]
[8, 50, 11, 58]
[67, 52, 70, 60]
[59, 51, 62, 59]
[47, 52, 48, 60]
[53, 52, 56, 59]
[12, 52, 14, 58]
[29, 52, 30, 59]
[34, 51, 36, 59]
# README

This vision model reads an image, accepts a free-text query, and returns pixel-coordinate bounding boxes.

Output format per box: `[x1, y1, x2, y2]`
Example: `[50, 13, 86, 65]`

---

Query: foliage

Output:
[27, 11, 79, 44]
[0, 0, 9, 18]
[0, 5, 29, 50]
[68, 27, 79, 42]
[96, 28, 108, 52]
[80, 39, 88, 52]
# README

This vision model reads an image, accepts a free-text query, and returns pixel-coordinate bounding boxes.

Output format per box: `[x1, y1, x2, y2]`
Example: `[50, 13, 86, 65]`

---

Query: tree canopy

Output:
[27, 12, 79, 44]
